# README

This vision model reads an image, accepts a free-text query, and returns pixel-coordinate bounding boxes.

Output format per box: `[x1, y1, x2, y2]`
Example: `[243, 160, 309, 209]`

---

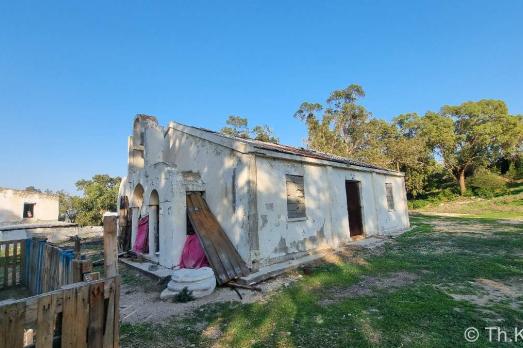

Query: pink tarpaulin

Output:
[179, 234, 209, 268]
[133, 215, 149, 253]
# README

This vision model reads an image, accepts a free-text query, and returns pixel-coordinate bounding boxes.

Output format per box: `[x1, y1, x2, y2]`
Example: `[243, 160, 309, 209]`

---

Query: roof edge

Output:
[166, 121, 404, 177]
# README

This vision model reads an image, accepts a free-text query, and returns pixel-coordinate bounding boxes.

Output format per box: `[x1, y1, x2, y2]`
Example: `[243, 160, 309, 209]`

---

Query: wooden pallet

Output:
[186, 192, 249, 284]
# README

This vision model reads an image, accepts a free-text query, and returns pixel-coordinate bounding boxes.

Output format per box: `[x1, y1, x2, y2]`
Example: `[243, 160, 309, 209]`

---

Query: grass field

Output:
[120, 215, 523, 347]
[413, 183, 523, 220]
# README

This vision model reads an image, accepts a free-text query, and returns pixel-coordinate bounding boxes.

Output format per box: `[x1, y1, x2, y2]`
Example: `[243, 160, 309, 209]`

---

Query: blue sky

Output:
[1, 1, 522, 193]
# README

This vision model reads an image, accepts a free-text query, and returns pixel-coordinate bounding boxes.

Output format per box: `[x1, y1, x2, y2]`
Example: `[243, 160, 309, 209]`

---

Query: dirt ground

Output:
[119, 236, 391, 324]
[119, 269, 304, 324]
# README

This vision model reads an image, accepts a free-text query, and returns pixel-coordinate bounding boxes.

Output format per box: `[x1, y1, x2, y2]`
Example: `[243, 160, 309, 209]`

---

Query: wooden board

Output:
[87, 282, 104, 348]
[1, 302, 25, 348]
[102, 278, 116, 348]
[186, 192, 249, 284]
[36, 293, 57, 348]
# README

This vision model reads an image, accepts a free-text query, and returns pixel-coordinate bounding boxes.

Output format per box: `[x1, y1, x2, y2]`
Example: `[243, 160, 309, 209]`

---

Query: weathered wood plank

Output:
[61, 287, 76, 348]
[20, 241, 25, 286]
[103, 213, 119, 278]
[102, 278, 116, 348]
[87, 282, 104, 348]
[187, 192, 249, 284]
[36, 293, 57, 348]
[113, 277, 120, 348]
[4, 302, 25, 348]
[12, 242, 18, 286]
[75, 285, 90, 348]
[4, 243, 10, 288]
[0, 302, 8, 348]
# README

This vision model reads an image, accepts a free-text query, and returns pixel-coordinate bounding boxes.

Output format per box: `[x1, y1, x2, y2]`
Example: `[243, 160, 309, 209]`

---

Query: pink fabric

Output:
[179, 234, 209, 268]
[133, 215, 149, 253]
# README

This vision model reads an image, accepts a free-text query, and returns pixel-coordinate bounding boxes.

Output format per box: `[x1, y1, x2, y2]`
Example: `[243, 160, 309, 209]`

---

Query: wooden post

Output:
[74, 235, 81, 260]
[72, 259, 92, 283]
[103, 212, 118, 278]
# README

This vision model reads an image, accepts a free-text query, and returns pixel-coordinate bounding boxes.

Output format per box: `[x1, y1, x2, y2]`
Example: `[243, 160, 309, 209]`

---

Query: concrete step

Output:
[119, 257, 172, 281]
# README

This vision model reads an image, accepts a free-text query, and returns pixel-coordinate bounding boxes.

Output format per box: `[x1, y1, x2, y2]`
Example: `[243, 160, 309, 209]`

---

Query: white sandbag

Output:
[161, 267, 217, 301]
[167, 275, 216, 292]
[171, 267, 215, 283]
[160, 283, 215, 300]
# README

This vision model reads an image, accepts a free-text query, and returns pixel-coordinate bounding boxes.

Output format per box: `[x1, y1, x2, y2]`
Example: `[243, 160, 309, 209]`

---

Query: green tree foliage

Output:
[467, 168, 508, 198]
[423, 100, 523, 194]
[24, 186, 42, 193]
[220, 115, 279, 143]
[295, 85, 434, 197]
[73, 174, 121, 226]
[295, 85, 523, 197]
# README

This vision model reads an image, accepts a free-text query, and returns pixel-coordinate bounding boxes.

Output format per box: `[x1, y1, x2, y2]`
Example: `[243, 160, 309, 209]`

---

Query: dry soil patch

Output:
[319, 271, 419, 306]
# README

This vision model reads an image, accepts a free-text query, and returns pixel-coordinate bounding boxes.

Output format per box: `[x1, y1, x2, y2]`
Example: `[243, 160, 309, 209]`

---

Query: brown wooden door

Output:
[345, 181, 364, 237]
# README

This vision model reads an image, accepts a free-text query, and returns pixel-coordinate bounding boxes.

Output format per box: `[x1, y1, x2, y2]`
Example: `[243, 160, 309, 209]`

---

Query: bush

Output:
[173, 287, 194, 302]
[467, 169, 508, 198]
[408, 188, 459, 210]
[506, 160, 523, 180]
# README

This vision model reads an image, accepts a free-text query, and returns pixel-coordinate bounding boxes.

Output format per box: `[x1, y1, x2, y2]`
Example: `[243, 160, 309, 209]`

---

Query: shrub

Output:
[407, 188, 459, 210]
[506, 160, 523, 180]
[467, 169, 508, 198]
[173, 287, 194, 302]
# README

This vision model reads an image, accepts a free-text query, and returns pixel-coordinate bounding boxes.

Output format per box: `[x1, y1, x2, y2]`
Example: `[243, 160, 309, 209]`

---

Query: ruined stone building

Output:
[118, 115, 410, 280]
[0, 188, 58, 225]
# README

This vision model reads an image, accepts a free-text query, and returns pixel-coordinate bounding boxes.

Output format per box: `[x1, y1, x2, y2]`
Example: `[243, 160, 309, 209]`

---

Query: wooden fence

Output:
[0, 213, 120, 348]
[0, 238, 80, 295]
[0, 240, 24, 290]
[23, 238, 76, 295]
[0, 276, 120, 348]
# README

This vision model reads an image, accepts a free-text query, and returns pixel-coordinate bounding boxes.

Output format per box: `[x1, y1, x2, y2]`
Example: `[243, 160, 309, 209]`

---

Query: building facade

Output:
[0, 188, 59, 225]
[118, 115, 410, 272]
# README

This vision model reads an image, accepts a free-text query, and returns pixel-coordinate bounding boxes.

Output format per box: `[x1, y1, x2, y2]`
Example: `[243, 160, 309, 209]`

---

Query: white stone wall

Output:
[255, 157, 409, 265]
[163, 128, 253, 263]
[0, 188, 59, 223]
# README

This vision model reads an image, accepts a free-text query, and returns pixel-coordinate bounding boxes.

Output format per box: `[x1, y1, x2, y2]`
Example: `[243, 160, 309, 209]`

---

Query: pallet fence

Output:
[0, 213, 120, 348]
[0, 240, 25, 290]
[23, 238, 76, 295]
[0, 276, 120, 348]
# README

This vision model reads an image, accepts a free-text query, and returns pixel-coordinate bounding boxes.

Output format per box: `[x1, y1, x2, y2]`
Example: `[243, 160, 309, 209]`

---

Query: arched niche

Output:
[149, 190, 160, 255]
[131, 184, 144, 209]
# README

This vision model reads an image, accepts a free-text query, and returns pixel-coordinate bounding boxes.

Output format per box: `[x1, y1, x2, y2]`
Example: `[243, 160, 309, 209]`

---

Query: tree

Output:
[422, 100, 523, 194]
[220, 115, 250, 139]
[220, 115, 279, 143]
[25, 186, 42, 193]
[294, 84, 376, 160]
[73, 174, 121, 226]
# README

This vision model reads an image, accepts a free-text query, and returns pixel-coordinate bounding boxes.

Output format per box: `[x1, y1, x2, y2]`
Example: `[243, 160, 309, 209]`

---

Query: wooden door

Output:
[345, 181, 364, 237]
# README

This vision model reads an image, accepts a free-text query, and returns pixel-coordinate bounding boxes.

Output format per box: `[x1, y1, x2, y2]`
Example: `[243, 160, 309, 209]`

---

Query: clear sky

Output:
[1, 1, 522, 193]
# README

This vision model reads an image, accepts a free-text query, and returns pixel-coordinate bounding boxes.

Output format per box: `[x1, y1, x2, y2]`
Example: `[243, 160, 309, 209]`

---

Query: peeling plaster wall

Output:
[163, 128, 252, 263]
[255, 157, 409, 265]
[0, 189, 59, 224]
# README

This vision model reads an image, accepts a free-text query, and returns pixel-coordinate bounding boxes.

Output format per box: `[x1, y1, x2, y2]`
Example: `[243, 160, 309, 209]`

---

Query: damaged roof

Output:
[168, 121, 401, 175]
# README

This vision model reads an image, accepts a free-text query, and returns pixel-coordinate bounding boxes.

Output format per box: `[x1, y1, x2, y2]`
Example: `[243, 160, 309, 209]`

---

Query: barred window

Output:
[286, 175, 306, 219]
[385, 183, 394, 210]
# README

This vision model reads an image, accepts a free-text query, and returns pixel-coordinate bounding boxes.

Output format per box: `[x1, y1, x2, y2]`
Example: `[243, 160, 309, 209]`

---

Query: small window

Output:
[385, 183, 394, 210]
[286, 175, 306, 219]
[23, 203, 35, 218]
[139, 129, 145, 145]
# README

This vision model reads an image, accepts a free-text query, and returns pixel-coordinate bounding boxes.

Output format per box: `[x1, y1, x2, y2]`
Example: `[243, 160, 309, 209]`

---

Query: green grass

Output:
[412, 182, 523, 220]
[120, 215, 523, 347]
